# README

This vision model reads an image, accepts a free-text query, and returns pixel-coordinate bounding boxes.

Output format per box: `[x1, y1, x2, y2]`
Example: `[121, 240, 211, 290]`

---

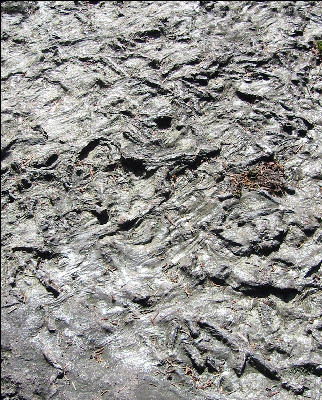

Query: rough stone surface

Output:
[1, 1, 322, 400]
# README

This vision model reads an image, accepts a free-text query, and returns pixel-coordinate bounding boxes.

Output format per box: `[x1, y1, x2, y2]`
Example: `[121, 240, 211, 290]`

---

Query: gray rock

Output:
[1, 1, 321, 400]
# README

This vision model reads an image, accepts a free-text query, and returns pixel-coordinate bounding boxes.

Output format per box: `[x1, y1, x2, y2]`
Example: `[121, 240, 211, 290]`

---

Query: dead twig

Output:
[267, 390, 280, 397]
[92, 347, 105, 363]
[105, 265, 117, 272]
[150, 312, 159, 325]
[197, 380, 212, 389]
[165, 214, 175, 226]
[184, 283, 191, 297]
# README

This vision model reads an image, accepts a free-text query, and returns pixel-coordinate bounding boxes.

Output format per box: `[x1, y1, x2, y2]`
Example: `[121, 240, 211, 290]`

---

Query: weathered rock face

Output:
[1, 1, 321, 399]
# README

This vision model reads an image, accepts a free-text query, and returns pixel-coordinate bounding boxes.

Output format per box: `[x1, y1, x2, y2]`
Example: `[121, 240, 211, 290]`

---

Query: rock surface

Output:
[1, 1, 321, 399]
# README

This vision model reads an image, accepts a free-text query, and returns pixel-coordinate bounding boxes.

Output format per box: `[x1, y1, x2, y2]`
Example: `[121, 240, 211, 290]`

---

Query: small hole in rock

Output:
[149, 60, 160, 69]
[298, 130, 307, 137]
[283, 124, 293, 134]
[45, 154, 58, 167]
[92, 209, 109, 225]
[155, 116, 172, 130]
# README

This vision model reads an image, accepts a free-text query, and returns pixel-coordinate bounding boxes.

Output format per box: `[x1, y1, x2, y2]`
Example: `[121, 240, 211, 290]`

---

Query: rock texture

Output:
[1, 1, 321, 400]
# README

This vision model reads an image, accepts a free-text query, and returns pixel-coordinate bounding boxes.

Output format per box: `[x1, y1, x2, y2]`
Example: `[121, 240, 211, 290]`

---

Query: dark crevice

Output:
[132, 295, 153, 307]
[79, 139, 100, 160]
[253, 231, 287, 256]
[1, 139, 17, 161]
[179, 264, 207, 285]
[248, 354, 280, 381]
[304, 260, 321, 278]
[142, 79, 168, 94]
[96, 78, 109, 88]
[120, 156, 146, 177]
[120, 110, 134, 117]
[233, 355, 247, 377]
[298, 129, 307, 137]
[10, 162, 22, 173]
[31, 155, 58, 169]
[56, 371, 65, 379]
[122, 131, 143, 145]
[42, 281, 60, 298]
[17, 178, 32, 192]
[237, 284, 298, 302]
[155, 116, 172, 130]
[292, 362, 321, 377]
[134, 29, 163, 43]
[283, 123, 293, 134]
[156, 190, 172, 209]
[284, 186, 296, 195]
[182, 76, 209, 87]
[208, 276, 228, 287]
[45, 154, 58, 167]
[144, 29, 162, 39]
[12, 246, 58, 260]
[1, 2, 38, 15]
[281, 382, 305, 395]
[161, 190, 171, 202]
[269, 258, 294, 268]
[170, 148, 221, 177]
[236, 90, 262, 104]
[197, 92, 214, 102]
[118, 217, 141, 232]
[197, 320, 239, 352]
[102, 162, 119, 172]
[91, 209, 109, 225]
[298, 224, 319, 237]
[148, 60, 161, 69]
[74, 0, 101, 5]
[31, 125, 48, 140]
[144, 169, 156, 179]
[39, 172, 56, 182]
[184, 347, 205, 373]
[186, 149, 220, 170]
[254, 73, 271, 81]
[300, 117, 314, 131]
[2, 190, 16, 203]
[214, 233, 243, 252]
[245, 153, 275, 167]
